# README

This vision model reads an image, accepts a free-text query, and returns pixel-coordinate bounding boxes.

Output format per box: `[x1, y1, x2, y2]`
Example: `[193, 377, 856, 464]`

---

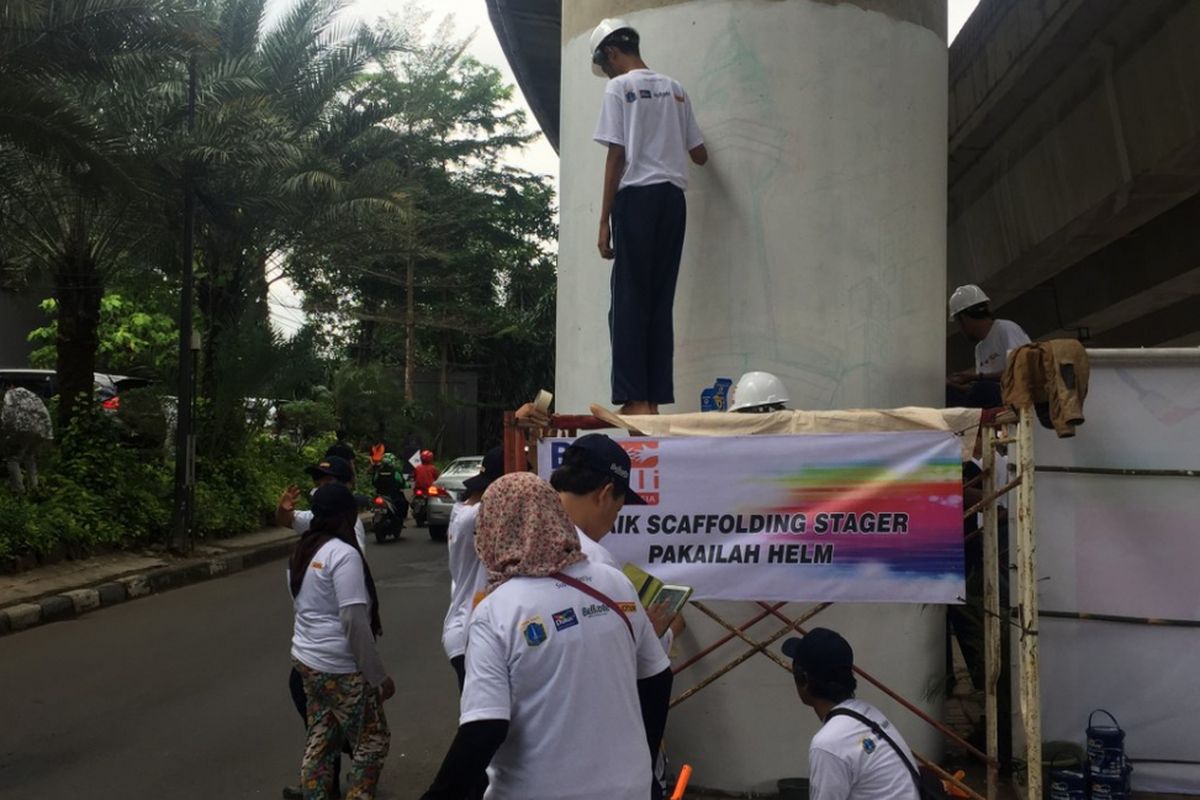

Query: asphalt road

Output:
[0, 526, 459, 800]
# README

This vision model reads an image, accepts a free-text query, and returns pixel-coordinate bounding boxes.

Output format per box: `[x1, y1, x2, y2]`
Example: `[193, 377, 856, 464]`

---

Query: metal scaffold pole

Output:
[1015, 407, 1042, 799]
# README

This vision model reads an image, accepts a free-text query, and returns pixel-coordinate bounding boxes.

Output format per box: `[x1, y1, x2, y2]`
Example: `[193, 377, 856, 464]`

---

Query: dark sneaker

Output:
[281, 786, 303, 799]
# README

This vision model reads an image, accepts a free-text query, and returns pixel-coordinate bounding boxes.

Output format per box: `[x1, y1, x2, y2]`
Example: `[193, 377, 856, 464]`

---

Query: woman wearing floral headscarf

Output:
[421, 472, 673, 800]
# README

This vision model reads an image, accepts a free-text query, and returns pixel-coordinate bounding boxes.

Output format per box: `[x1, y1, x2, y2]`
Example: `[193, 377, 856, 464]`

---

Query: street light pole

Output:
[170, 53, 198, 555]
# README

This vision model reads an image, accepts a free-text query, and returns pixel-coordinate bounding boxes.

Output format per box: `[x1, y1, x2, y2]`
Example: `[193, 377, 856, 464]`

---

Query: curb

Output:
[0, 538, 294, 637]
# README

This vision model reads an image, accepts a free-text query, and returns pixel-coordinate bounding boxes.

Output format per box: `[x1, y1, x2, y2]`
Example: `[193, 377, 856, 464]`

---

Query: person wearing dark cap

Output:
[289, 483, 394, 799]
[277, 454, 368, 799]
[783, 629, 920, 800]
[550, 433, 646, 568]
[276, 455, 367, 552]
[550, 433, 680, 800]
[550, 434, 682, 640]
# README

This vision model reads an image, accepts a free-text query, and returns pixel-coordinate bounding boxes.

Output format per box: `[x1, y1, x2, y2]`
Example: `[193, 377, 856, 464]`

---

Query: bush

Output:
[0, 410, 333, 565]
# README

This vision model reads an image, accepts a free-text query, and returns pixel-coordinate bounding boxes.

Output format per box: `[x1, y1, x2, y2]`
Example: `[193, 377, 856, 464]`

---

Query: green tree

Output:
[27, 295, 178, 377]
[285, 17, 558, 445]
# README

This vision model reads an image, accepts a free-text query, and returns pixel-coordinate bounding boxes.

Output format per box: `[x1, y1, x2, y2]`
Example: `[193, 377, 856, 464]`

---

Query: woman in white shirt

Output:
[441, 445, 502, 689]
[422, 472, 673, 800]
[289, 483, 394, 799]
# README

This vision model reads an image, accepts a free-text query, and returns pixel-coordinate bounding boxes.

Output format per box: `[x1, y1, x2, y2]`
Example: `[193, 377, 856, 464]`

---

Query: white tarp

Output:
[1034, 349, 1200, 794]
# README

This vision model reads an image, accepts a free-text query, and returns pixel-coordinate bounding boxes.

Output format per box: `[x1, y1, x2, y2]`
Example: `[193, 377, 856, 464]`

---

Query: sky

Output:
[268, 0, 984, 336]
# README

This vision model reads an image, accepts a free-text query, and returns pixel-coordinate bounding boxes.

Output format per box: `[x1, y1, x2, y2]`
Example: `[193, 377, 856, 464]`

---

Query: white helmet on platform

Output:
[948, 284, 990, 320]
[729, 371, 790, 413]
[590, 18, 639, 77]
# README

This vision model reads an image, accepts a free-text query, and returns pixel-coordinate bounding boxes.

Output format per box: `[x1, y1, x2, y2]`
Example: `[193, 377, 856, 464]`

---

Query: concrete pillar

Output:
[557, 0, 948, 793]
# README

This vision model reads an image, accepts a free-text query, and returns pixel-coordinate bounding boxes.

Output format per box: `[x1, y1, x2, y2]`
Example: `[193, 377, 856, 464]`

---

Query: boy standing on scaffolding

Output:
[591, 18, 708, 416]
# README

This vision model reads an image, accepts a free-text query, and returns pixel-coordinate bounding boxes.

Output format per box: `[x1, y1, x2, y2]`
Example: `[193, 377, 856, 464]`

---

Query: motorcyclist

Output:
[371, 452, 409, 520]
[413, 449, 440, 493]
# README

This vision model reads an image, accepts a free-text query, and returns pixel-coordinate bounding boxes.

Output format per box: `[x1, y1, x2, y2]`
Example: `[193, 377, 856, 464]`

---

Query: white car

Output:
[426, 456, 484, 541]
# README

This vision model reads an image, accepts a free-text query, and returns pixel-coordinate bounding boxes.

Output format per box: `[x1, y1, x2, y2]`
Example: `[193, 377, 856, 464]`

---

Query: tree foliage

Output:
[0, 0, 556, 560]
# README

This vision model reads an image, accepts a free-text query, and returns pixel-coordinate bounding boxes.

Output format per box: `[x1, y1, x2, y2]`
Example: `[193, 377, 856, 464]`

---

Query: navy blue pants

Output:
[610, 182, 687, 405]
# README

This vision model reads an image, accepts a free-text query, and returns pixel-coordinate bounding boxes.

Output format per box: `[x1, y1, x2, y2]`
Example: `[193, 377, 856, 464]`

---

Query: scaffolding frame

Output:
[503, 406, 1043, 800]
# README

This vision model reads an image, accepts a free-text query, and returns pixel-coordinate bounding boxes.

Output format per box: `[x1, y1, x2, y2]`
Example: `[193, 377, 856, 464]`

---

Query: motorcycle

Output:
[411, 486, 429, 527]
[369, 494, 406, 544]
[369, 461, 409, 544]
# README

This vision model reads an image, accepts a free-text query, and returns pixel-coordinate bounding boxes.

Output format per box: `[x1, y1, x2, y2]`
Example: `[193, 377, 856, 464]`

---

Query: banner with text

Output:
[537, 432, 964, 603]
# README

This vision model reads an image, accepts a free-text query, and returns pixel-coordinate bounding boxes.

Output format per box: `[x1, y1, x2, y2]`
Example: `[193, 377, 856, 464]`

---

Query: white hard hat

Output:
[729, 371, 790, 412]
[948, 284, 990, 320]
[589, 17, 638, 77]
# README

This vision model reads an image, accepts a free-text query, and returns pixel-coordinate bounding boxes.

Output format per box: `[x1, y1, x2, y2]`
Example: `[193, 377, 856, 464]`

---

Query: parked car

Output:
[0, 368, 152, 410]
[426, 455, 484, 542]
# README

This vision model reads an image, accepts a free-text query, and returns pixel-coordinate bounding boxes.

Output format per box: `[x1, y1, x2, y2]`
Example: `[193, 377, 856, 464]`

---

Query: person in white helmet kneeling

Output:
[729, 371, 790, 413]
[946, 284, 1030, 408]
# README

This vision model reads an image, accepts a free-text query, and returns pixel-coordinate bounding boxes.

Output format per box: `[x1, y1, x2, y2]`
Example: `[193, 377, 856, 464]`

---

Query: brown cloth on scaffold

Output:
[1001, 340, 1090, 437]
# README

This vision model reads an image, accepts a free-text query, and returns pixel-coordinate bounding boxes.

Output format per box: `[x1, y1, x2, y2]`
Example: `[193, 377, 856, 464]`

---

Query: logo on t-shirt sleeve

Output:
[552, 608, 579, 631]
[625, 91, 637, 103]
[522, 616, 548, 647]
[861, 737, 877, 754]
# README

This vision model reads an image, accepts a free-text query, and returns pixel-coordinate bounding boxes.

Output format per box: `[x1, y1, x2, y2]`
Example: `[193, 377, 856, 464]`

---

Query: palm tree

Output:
[172, 0, 403, 440]
[0, 0, 198, 428]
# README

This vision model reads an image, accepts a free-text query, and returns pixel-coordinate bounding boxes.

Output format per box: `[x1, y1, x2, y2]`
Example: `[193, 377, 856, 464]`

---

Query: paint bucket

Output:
[777, 777, 810, 800]
[1046, 768, 1086, 800]
[1089, 764, 1133, 800]
[1086, 709, 1127, 779]
[1042, 740, 1086, 800]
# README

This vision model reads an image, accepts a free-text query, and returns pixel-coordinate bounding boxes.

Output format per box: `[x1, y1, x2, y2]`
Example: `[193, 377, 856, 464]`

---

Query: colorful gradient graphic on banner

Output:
[765, 458, 964, 576]
[539, 431, 965, 604]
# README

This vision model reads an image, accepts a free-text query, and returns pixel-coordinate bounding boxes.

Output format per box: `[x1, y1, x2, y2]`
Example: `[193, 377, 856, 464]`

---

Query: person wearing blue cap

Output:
[783, 629, 921, 800]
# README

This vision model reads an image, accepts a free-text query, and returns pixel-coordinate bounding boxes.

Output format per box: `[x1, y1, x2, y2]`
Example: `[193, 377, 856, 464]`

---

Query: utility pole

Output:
[170, 54, 198, 554]
[404, 229, 414, 403]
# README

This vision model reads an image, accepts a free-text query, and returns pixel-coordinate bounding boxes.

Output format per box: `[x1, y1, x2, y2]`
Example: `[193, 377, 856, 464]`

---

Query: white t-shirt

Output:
[293, 509, 367, 553]
[461, 559, 670, 800]
[809, 699, 920, 800]
[974, 319, 1030, 377]
[577, 527, 622, 570]
[290, 539, 372, 674]
[593, 68, 704, 191]
[442, 502, 488, 660]
[578, 527, 675, 654]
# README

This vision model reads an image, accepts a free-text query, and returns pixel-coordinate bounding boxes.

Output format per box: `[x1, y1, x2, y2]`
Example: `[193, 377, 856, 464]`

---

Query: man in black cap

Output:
[783, 628, 920, 800]
[276, 455, 367, 552]
[550, 433, 680, 800]
[550, 433, 647, 569]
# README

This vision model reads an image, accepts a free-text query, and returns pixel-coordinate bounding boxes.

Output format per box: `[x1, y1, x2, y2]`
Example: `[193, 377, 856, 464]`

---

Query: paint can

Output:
[1086, 709, 1127, 779]
[1043, 740, 1086, 800]
[1047, 768, 1086, 800]
[1089, 764, 1133, 800]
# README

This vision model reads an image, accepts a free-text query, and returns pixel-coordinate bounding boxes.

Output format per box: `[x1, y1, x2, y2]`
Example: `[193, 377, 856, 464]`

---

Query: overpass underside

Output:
[949, 0, 1200, 366]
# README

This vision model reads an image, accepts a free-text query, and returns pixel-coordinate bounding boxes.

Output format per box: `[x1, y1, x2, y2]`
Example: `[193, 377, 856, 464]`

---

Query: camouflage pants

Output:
[295, 661, 390, 800]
